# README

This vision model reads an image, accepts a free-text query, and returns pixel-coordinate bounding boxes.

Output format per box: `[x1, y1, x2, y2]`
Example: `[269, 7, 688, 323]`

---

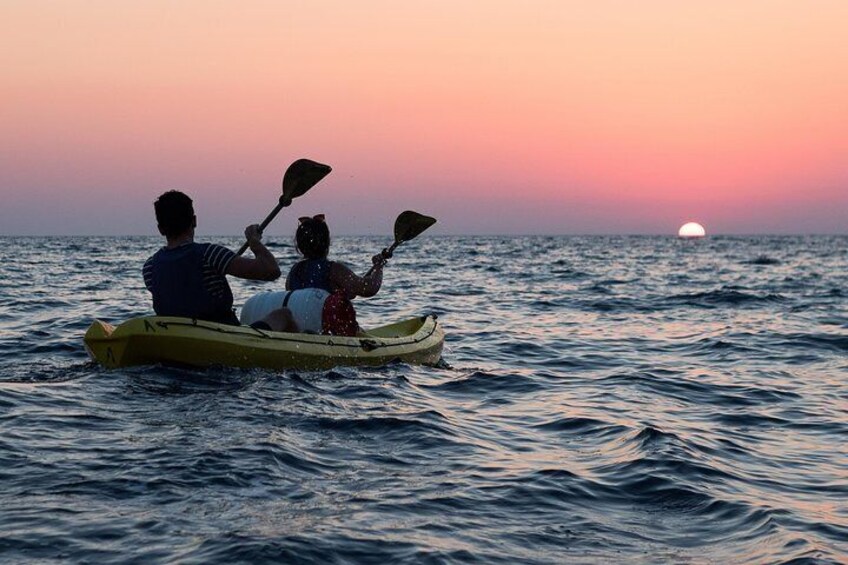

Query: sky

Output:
[1, 0, 846, 235]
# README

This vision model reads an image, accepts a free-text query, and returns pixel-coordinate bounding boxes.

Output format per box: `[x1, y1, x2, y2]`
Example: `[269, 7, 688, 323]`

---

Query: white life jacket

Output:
[240, 289, 330, 333]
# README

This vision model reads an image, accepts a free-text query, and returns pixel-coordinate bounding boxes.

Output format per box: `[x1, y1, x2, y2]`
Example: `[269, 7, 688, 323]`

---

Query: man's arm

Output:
[226, 225, 281, 281]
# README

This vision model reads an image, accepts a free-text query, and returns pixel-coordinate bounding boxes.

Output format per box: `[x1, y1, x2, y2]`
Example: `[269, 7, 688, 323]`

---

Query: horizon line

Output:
[1, 233, 846, 238]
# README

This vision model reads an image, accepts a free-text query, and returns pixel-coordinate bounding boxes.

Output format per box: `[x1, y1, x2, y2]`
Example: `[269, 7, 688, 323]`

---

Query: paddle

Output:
[365, 211, 437, 276]
[236, 159, 332, 256]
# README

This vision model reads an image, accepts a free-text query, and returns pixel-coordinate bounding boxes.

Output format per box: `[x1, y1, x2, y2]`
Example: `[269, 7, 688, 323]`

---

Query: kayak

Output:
[84, 315, 444, 371]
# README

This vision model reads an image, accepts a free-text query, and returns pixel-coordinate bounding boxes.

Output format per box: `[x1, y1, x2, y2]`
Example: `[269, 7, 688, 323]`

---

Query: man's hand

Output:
[245, 224, 263, 244]
[228, 224, 280, 281]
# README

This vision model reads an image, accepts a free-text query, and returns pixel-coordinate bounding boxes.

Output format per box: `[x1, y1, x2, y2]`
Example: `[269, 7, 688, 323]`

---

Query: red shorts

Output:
[321, 292, 358, 336]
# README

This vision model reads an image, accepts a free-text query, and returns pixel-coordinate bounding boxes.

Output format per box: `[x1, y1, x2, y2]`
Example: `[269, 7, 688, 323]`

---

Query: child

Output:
[240, 215, 386, 335]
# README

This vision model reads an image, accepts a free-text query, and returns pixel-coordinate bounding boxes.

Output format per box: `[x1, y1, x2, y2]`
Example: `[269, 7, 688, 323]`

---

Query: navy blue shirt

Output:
[143, 242, 238, 324]
[287, 258, 333, 293]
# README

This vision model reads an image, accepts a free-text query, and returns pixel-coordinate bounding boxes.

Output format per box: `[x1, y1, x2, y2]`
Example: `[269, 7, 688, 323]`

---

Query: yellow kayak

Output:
[84, 315, 444, 371]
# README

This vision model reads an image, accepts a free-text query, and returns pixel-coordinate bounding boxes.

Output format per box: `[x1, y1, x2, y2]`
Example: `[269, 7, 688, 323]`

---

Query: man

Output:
[143, 190, 292, 330]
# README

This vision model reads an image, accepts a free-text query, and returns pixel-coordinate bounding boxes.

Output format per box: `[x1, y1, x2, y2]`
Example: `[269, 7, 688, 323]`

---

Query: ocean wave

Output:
[665, 288, 788, 308]
[308, 412, 456, 442]
[423, 371, 546, 395]
[742, 255, 782, 265]
[772, 332, 848, 353]
[598, 371, 800, 408]
[533, 416, 629, 437]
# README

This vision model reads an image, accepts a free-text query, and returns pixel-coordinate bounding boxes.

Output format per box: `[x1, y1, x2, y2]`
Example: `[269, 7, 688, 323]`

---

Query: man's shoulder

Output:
[201, 242, 235, 258]
[145, 242, 204, 265]
[202, 242, 236, 273]
[199, 241, 229, 250]
[143, 248, 164, 267]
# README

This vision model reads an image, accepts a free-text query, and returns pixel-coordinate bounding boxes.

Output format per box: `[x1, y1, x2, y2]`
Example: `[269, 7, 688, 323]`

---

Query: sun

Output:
[678, 222, 706, 238]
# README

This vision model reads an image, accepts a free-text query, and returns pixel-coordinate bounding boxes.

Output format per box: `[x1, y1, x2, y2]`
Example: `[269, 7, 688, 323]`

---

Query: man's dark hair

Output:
[296, 217, 331, 259]
[154, 191, 195, 238]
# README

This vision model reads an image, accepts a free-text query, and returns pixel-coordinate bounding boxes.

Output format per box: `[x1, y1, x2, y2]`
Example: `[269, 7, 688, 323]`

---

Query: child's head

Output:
[296, 214, 330, 259]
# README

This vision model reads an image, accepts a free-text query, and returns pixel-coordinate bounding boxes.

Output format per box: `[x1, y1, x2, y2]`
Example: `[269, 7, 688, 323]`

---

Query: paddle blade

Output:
[281, 159, 332, 203]
[394, 210, 437, 243]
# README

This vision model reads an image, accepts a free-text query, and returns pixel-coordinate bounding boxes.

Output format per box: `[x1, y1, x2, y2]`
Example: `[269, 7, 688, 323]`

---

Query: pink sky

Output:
[1, 1, 846, 235]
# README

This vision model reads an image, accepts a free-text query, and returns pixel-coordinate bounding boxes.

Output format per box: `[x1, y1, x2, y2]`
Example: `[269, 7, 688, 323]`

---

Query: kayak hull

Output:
[84, 315, 444, 371]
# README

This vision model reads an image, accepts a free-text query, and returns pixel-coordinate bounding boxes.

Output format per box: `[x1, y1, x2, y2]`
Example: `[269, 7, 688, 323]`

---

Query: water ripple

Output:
[0, 235, 846, 563]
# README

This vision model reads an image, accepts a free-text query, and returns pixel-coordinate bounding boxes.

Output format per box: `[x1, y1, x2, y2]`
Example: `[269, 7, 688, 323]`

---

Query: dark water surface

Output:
[1, 235, 846, 563]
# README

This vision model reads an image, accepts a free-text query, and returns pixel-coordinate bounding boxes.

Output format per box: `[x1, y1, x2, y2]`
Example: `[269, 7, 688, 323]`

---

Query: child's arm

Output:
[329, 257, 384, 298]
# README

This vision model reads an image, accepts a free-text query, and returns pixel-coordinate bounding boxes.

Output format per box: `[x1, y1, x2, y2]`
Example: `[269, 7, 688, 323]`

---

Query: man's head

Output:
[154, 190, 196, 238]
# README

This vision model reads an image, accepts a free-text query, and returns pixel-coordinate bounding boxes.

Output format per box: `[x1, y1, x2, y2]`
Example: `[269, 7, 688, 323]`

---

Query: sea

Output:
[0, 235, 846, 564]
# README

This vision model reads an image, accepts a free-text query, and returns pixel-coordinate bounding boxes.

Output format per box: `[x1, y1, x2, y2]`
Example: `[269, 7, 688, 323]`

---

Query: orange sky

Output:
[1, 1, 846, 234]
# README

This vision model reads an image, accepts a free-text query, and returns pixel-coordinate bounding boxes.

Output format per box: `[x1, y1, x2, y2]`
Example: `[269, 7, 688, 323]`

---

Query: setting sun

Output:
[678, 222, 706, 238]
